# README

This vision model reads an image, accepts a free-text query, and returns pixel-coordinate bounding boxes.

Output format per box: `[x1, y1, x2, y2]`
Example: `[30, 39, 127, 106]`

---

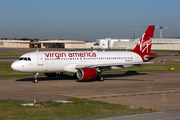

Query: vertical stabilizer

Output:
[131, 25, 155, 53]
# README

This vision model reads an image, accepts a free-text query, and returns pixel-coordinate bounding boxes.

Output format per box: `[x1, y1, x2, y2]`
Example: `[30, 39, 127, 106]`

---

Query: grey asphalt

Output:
[97, 111, 180, 120]
[1, 71, 180, 111]
[1, 53, 180, 120]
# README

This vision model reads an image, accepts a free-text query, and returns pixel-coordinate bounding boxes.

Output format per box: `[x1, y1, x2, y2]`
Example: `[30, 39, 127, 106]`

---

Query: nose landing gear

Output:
[33, 73, 39, 83]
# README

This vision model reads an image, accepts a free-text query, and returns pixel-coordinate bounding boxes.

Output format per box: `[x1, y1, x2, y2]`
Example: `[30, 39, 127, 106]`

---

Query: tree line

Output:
[0, 38, 40, 41]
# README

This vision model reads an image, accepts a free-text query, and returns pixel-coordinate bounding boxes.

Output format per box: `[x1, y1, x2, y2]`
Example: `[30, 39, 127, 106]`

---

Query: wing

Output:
[75, 62, 154, 69]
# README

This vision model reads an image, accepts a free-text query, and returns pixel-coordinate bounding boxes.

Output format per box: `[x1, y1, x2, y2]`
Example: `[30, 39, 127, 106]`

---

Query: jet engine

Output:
[44, 73, 61, 77]
[76, 68, 97, 80]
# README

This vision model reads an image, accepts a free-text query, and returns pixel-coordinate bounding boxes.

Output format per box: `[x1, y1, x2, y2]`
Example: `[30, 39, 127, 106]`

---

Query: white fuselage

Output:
[11, 51, 143, 73]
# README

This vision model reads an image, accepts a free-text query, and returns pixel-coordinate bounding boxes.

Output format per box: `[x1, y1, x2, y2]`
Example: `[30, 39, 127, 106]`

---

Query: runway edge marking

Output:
[86, 91, 180, 99]
[0, 92, 81, 99]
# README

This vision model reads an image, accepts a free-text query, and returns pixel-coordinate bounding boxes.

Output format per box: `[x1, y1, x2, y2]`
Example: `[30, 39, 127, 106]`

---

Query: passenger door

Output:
[37, 54, 43, 66]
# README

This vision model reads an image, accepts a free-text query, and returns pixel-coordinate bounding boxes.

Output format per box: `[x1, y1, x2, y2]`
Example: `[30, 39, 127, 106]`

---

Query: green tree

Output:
[20, 38, 32, 40]
[1, 38, 8, 40]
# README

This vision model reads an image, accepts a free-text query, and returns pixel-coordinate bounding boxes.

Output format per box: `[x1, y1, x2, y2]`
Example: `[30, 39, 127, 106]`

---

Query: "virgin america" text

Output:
[45, 52, 97, 59]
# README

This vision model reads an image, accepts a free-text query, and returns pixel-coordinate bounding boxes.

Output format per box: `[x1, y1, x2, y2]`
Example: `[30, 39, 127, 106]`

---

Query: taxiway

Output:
[0, 71, 180, 111]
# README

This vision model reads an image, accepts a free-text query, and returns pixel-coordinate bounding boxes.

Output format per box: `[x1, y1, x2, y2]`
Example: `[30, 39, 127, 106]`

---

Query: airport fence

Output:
[55, 108, 180, 120]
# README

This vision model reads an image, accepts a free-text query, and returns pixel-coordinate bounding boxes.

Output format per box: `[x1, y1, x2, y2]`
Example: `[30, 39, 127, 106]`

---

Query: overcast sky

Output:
[0, 0, 180, 41]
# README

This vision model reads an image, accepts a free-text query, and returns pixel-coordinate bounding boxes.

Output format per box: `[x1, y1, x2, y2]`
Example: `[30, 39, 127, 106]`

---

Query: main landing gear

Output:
[33, 73, 39, 83]
[73, 73, 78, 79]
[96, 72, 104, 81]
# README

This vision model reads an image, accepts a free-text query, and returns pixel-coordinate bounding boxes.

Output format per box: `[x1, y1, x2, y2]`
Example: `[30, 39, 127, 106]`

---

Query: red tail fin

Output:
[131, 25, 155, 53]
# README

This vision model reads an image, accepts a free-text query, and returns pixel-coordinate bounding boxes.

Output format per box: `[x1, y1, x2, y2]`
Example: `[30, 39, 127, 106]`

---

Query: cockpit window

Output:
[19, 58, 24, 60]
[19, 57, 31, 61]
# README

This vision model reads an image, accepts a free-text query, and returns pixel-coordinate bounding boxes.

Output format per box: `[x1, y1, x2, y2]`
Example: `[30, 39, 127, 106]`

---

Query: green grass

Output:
[0, 61, 180, 77]
[0, 99, 152, 120]
[103, 61, 180, 73]
[0, 53, 24, 57]
[151, 50, 179, 54]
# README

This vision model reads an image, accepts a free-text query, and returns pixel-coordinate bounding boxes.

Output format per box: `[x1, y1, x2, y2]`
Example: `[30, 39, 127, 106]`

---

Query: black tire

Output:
[96, 76, 100, 80]
[73, 73, 78, 79]
[100, 76, 104, 81]
[96, 76, 104, 81]
[33, 79, 38, 83]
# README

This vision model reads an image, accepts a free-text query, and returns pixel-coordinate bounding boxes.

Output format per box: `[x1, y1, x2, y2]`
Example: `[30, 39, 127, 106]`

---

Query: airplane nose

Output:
[11, 62, 19, 71]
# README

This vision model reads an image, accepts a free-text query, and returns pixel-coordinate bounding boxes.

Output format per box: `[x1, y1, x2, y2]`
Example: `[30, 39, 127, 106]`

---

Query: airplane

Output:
[11, 25, 157, 83]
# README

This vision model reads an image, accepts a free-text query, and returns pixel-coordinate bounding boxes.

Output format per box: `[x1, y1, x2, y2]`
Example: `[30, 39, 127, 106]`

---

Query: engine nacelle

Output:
[44, 73, 60, 77]
[76, 68, 97, 80]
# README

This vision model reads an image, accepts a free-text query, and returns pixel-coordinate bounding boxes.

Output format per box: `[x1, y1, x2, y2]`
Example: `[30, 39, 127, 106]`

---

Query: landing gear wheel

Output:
[33, 79, 38, 83]
[100, 76, 104, 81]
[96, 76, 104, 81]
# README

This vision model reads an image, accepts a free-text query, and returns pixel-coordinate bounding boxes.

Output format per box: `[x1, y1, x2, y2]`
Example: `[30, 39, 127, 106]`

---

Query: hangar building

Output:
[0, 40, 30, 48]
[98, 38, 180, 50]
[0, 40, 85, 49]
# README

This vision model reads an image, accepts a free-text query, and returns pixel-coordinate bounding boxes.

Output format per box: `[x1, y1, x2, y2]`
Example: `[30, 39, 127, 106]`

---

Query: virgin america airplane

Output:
[11, 25, 157, 83]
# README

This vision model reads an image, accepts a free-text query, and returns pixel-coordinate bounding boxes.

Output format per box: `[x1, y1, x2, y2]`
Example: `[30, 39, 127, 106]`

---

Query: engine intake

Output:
[77, 68, 97, 80]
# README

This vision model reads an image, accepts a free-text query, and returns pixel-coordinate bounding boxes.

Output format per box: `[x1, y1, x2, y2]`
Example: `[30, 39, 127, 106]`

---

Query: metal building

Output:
[0, 40, 85, 49]
[113, 38, 180, 50]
